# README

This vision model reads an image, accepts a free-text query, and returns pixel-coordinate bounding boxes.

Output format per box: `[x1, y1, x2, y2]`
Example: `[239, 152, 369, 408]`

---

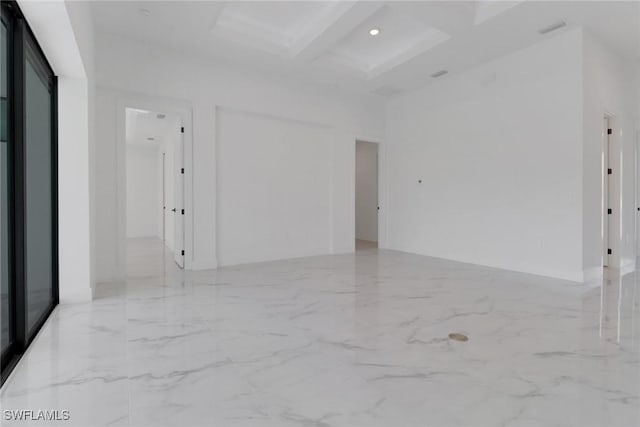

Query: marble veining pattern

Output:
[1, 238, 639, 426]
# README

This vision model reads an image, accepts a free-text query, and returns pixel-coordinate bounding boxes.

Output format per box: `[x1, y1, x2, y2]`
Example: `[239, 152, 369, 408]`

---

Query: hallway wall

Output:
[126, 145, 160, 239]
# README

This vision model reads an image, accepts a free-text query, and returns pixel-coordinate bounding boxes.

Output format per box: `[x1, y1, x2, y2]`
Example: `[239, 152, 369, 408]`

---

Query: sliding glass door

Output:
[1, 0, 57, 385]
[1, 9, 11, 365]
[24, 33, 56, 335]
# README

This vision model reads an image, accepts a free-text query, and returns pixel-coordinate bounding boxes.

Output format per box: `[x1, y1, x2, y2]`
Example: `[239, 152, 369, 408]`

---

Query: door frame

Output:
[354, 135, 385, 249]
[355, 139, 380, 246]
[173, 124, 185, 268]
[603, 115, 611, 267]
[602, 112, 625, 272]
[116, 93, 193, 272]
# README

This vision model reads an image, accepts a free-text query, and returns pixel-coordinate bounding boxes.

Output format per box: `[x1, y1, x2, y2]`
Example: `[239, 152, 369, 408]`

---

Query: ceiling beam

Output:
[390, 1, 477, 36]
[368, 31, 451, 80]
[290, 1, 386, 61]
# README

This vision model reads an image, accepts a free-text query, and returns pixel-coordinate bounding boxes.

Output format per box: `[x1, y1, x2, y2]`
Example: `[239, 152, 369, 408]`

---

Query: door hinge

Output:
[181, 250, 185, 256]
[608, 128, 612, 135]
[608, 168, 612, 175]
[181, 209, 185, 215]
[608, 208, 612, 214]
[181, 168, 184, 174]
[181, 127, 184, 133]
[608, 248, 612, 255]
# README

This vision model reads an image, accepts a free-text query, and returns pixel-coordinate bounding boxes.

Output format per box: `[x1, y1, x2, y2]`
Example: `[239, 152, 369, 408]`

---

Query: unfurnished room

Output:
[0, 1, 639, 426]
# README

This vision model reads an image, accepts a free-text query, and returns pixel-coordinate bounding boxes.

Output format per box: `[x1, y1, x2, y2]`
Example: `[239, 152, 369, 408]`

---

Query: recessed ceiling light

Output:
[369, 28, 380, 36]
[538, 21, 566, 35]
[139, 8, 151, 17]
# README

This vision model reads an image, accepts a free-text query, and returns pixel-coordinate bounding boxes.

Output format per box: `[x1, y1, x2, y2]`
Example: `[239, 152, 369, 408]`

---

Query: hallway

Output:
[1, 239, 639, 426]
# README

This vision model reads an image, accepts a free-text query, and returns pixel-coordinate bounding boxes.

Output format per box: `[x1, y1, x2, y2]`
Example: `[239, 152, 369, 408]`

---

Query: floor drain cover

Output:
[448, 333, 468, 342]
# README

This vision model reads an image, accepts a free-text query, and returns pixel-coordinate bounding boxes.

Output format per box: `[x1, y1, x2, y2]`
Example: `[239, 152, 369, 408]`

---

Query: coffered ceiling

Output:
[91, 1, 640, 97]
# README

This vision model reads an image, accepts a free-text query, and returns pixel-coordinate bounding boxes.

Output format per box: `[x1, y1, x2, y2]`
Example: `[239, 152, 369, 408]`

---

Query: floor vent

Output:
[448, 333, 469, 342]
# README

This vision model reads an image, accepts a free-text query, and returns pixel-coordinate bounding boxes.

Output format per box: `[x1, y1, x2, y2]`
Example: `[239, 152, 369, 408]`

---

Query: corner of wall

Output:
[59, 285, 93, 304]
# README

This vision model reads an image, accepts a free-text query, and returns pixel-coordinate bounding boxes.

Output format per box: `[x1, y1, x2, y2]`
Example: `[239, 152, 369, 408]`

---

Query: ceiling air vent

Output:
[430, 70, 448, 78]
[538, 21, 566, 35]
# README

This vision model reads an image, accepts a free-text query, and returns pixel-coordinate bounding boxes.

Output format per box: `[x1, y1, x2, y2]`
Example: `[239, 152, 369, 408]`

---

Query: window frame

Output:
[1, 0, 58, 386]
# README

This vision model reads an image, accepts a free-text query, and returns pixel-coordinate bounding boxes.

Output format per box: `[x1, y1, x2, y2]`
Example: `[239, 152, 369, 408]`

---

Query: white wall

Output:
[582, 30, 639, 280]
[217, 109, 331, 266]
[355, 141, 378, 242]
[329, 132, 356, 255]
[385, 29, 584, 281]
[94, 33, 384, 281]
[126, 145, 160, 238]
[94, 89, 120, 281]
[64, 0, 96, 299]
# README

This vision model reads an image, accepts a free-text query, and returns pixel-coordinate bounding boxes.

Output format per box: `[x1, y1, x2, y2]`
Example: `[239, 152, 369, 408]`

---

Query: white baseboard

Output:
[619, 258, 636, 275]
[189, 260, 218, 271]
[583, 266, 604, 286]
[59, 286, 93, 303]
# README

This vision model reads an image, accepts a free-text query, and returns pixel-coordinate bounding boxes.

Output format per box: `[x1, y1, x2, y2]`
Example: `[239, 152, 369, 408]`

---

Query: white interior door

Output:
[161, 152, 166, 243]
[637, 130, 640, 260]
[604, 117, 610, 267]
[173, 125, 185, 268]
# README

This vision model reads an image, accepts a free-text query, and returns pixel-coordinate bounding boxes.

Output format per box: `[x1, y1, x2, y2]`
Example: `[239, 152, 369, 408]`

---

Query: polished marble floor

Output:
[1, 238, 640, 426]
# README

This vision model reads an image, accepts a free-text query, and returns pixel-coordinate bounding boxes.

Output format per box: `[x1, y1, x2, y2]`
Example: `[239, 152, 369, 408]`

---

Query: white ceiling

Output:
[91, 1, 640, 97]
[126, 108, 180, 146]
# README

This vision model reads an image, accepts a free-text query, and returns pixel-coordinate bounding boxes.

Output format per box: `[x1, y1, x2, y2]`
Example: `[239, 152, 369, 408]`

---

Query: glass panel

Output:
[24, 55, 52, 332]
[0, 18, 10, 354]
